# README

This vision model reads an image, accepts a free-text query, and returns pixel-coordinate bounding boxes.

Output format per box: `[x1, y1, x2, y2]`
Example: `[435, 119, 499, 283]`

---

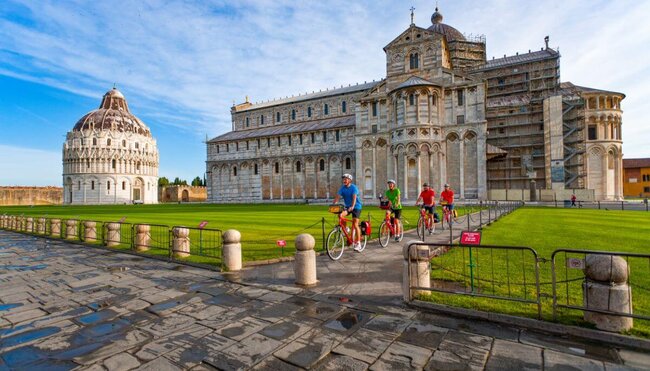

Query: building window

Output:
[319, 159, 325, 171]
[92, 138, 97, 146]
[112, 159, 116, 169]
[409, 53, 419, 69]
[588, 125, 597, 140]
[372, 125, 378, 133]
[257, 139, 260, 148]
[409, 94, 415, 106]
[643, 174, 650, 182]
[324, 104, 329, 115]
[107, 181, 110, 190]
[372, 102, 378, 117]
[91, 181, 95, 190]
[216, 144, 220, 154]
[336, 130, 340, 141]
[498, 78, 505, 86]
[299, 134, 303, 145]
[259, 115, 264, 125]
[277, 137, 280, 146]
[345, 158, 351, 169]
[307, 107, 312, 118]
[78, 181, 81, 190]
[311, 133, 315, 143]
[122, 140, 126, 147]
[291, 109, 296, 120]
[122, 181, 126, 190]
[135, 142, 139, 149]
[246, 117, 249, 127]
[498, 128, 505, 134]
[457, 90, 464, 106]
[342, 101, 347, 113]
[226, 143, 229, 152]
[276, 112, 281, 122]
[267, 138, 271, 147]
[233, 167, 237, 176]
[645, 186, 650, 193]
[107, 139, 111, 146]
[86, 159, 90, 168]
[254, 163, 258, 175]
[457, 115, 465, 125]
[137, 162, 141, 171]
[246, 141, 249, 150]
[322, 131, 327, 143]
[296, 161, 301, 173]
[288, 136, 292, 145]
[236, 142, 239, 151]
[275, 162, 279, 174]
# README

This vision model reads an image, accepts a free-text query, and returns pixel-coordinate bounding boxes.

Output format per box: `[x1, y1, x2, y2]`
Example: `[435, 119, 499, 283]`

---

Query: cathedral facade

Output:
[206, 7, 624, 203]
[62, 88, 159, 204]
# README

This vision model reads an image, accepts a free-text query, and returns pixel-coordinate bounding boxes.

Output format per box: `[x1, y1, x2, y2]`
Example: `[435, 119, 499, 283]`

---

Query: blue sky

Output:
[1, 0, 649, 186]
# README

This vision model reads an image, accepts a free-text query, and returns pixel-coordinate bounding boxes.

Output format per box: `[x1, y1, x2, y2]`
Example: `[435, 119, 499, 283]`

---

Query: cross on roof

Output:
[410, 6, 415, 24]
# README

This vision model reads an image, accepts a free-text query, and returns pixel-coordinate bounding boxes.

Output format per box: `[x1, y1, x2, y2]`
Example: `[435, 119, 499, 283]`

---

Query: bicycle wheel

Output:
[417, 216, 425, 240]
[379, 221, 390, 247]
[326, 227, 345, 260]
[395, 219, 404, 242]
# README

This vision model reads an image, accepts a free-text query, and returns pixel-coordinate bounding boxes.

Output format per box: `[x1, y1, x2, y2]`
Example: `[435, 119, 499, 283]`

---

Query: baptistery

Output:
[62, 88, 159, 204]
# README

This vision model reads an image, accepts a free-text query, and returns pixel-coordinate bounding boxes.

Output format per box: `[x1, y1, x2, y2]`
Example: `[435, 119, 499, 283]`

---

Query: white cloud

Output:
[0, 145, 61, 186]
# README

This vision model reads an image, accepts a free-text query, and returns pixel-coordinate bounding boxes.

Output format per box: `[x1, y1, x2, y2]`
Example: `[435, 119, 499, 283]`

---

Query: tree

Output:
[191, 176, 203, 187]
[158, 177, 170, 187]
[172, 177, 187, 186]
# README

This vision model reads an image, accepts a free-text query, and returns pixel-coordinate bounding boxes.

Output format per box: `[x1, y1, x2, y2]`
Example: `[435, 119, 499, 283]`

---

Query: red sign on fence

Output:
[460, 231, 481, 245]
[198, 221, 209, 229]
[276, 240, 287, 247]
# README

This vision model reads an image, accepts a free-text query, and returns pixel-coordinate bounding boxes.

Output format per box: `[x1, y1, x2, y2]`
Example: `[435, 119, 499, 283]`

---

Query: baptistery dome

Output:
[62, 88, 159, 204]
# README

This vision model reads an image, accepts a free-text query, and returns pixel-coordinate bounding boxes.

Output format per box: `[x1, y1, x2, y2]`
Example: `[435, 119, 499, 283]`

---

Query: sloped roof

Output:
[237, 81, 380, 112]
[393, 76, 439, 91]
[561, 82, 625, 97]
[477, 49, 559, 71]
[623, 158, 650, 169]
[209, 115, 355, 142]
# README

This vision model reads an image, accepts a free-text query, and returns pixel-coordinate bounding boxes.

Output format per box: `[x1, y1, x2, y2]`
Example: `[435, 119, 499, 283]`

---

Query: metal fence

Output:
[535, 200, 649, 211]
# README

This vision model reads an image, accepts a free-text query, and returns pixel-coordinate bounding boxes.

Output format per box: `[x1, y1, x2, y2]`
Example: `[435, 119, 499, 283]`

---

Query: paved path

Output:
[1, 219, 649, 370]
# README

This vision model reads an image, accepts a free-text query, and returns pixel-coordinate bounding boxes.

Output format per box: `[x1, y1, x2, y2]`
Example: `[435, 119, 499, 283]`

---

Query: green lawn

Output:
[424, 207, 650, 337]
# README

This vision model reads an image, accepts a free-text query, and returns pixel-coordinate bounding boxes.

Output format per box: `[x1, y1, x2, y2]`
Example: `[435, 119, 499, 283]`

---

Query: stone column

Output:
[135, 224, 151, 251]
[583, 254, 633, 332]
[294, 233, 317, 286]
[403, 154, 409, 199]
[51, 219, 61, 237]
[172, 227, 190, 258]
[37, 218, 46, 234]
[66, 220, 78, 240]
[222, 229, 242, 271]
[83, 221, 97, 242]
[105, 223, 121, 247]
[402, 241, 431, 301]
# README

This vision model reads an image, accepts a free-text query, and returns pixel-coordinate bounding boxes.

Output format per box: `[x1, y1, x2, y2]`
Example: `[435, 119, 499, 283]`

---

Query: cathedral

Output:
[206, 7, 624, 203]
[62, 88, 159, 204]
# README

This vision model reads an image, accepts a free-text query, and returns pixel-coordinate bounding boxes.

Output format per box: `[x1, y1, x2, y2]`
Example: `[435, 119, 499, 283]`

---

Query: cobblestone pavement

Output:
[1, 229, 649, 370]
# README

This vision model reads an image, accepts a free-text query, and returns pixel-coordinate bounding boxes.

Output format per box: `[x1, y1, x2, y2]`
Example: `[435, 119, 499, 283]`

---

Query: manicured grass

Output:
[424, 207, 650, 337]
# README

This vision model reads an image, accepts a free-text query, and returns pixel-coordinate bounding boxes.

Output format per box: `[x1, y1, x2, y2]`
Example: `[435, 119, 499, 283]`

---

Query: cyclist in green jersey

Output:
[385, 180, 402, 241]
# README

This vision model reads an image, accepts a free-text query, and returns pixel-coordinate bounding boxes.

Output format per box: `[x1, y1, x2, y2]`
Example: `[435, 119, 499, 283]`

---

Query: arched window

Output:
[122, 181, 126, 190]
[267, 138, 271, 147]
[299, 134, 303, 145]
[288, 136, 292, 145]
[322, 131, 327, 143]
[274, 162, 279, 174]
[246, 117, 249, 127]
[107, 139, 112, 146]
[410, 53, 419, 69]
[409, 94, 415, 106]
[260, 115, 264, 125]
[92, 138, 97, 146]
[112, 159, 116, 169]
[135, 142, 139, 149]
[342, 101, 347, 113]
[311, 133, 315, 143]
[233, 167, 237, 176]
[345, 157, 351, 169]
[122, 140, 126, 147]
[319, 159, 325, 172]
[372, 102, 378, 116]
[107, 181, 111, 190]
[254, 163, 258, 175]
[336, 130, 340, 141]
[307, 107, 312, 117]
[78, 181, 81, 190]
[296, 161, 301, 173]
[324, 104, 329, 115]
[276, 112, 281, 122]
[291, 109, 296, 120]
[236, 142, 239, 151]
[91, 181, 95, 190]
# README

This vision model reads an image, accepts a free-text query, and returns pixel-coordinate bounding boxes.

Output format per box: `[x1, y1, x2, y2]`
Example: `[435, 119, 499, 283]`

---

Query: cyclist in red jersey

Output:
[440, 184, 455, 211]
[416, 183, 437, 232]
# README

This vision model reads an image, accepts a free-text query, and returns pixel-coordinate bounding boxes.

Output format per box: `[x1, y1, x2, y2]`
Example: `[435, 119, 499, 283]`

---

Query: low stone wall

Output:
[158, 186, 207, 203]
[488, 188, 594, 202]
[0, 187, 63, 206]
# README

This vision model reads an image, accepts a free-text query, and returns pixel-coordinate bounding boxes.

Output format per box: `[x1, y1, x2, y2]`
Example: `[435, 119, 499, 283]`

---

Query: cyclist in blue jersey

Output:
[333, 173, 363, 251]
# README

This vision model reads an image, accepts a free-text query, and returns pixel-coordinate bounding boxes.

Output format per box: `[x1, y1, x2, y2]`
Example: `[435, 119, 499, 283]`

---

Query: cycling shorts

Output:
[349, 208, 361, 219]
[390, 208, 402, 219]
[423, 205, 435, 215]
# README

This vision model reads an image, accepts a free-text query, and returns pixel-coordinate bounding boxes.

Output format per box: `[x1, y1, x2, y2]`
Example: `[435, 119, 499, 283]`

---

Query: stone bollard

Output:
[583, 254, 633, 332]
[12, 216, 18, 230]
[0, 215, 5, 229]
[37, 218, 46, 234]
[402, 241, 431, 301]
[172, 227, 190, 258]
[51, 219, 61, 237]
[105, 223, 121, 247]
[294, 233, 317, 286]
[26, 217, 34, 233]
[222, 229, 242, 271]
[135, 224, 151, 252]
[65, 220, 78, 240]
[83, 221, 97, 242]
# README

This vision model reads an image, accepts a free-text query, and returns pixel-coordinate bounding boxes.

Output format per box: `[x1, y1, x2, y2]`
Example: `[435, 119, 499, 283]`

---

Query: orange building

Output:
[623, 158, 650, 198]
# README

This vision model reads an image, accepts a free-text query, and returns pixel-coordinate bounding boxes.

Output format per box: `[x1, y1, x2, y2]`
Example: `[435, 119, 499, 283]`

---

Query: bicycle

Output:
[416, 205, 436, 240]
[326, 204, 368, 260]
[378, 199, 403, 247]
[440, 202, 455, 230]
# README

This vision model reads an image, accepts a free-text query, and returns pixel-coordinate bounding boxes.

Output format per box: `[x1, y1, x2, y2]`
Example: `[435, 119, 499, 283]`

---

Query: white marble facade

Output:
[62, 88, 159, 204]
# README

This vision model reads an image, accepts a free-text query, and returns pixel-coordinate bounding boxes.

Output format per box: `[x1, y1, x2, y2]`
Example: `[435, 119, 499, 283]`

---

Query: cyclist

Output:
[333, 173, 363, 251]
[416, 183, 437, 234]
[384, 180, 402, 241]
[440, 183, 455, 217]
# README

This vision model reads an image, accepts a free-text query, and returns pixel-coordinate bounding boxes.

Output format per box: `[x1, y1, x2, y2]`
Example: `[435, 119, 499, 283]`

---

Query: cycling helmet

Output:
[342, 173, 353, 180]
[387, 179, 396, 184]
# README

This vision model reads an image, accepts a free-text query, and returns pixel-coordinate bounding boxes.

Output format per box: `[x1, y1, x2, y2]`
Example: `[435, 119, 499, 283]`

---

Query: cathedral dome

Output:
[427, 7, 466, 42]
[72, 88, 152, 137]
